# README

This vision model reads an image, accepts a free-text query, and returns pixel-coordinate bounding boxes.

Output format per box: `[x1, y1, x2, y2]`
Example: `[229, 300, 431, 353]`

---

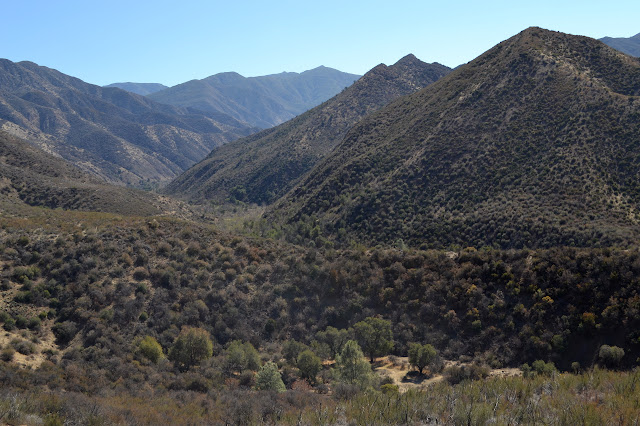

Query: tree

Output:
[297, 349, 322, 383]
[255, 361, 286, 392]
[335, 340, 372, 387]
[316, 326, 350, 359]
[169, 327, 213, 370]
[137, 336, 164, 363]
[224, 340, 261, 373]
[354, 317, 394, 362]
[408, 343, 437, 374]
[599, 345, 625, 368]
[283, 339, 307, 366]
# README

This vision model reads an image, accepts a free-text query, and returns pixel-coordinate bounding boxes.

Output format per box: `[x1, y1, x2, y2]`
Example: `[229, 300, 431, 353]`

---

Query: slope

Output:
[148, 66, 361, 129]
[269, 27, 640, 249]
[0, 59, 256, 187]
[600, 32, 640, 57]
[0, 129, 169, 215]
[104, 82, 169, 96]
[165, 56, 450, 204]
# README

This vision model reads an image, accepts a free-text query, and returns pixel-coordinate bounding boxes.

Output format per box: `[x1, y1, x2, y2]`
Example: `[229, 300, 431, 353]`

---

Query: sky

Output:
[2, 0, 639, 87]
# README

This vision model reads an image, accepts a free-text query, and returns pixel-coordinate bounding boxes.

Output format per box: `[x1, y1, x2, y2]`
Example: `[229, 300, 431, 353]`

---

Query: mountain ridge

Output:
[104, 82, 169, 96]
[600, 32, 640, 57]
[148, 66, 361, 128]
[165, 55, 451, 204]
[267, 27, 640, 249]
[0, 58, 256, 186]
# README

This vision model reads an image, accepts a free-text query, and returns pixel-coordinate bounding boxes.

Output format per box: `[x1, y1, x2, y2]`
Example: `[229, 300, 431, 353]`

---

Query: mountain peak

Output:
[395, 54, 419, 65]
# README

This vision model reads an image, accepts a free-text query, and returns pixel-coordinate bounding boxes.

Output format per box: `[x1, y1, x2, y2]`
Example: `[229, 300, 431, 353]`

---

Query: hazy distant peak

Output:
[104, 82, 168, 96]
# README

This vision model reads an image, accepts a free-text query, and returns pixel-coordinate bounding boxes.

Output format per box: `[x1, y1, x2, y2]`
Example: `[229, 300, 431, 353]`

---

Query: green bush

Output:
[599, 345, 625, 368]
[137, 336, 164, 363]
[255, 361, 286, 392]
[169, 327, 214, 370]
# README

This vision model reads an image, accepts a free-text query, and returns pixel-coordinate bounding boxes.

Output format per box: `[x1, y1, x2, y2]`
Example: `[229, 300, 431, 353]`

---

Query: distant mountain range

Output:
[0, 59, 256, 186]
[165, 55, 450, 204]
[267, 27, 640, 249]
[600, 33, 640, 56]
[148, 67, 361, 128]
[104, 82, 168, 95]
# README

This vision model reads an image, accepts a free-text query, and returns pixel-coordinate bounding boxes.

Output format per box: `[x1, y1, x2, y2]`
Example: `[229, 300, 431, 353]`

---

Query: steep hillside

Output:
[269, 28, 640, 249]
[0, 59, 256, 187]
[104, 82, 169, 95]
[0, 130, 179, 215]
[148, 66, 361, 128]
[165, 56, 450, 204]
[600, 33, 640, 57]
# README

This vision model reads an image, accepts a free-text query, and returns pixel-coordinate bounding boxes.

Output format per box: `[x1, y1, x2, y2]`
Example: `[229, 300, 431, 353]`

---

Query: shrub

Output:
[255, 361, 286, 392]
[137, 336, 164, 363]
[1, 346, 15, 362]
[12, 339, 36, 355]
[335, 340, 373, 388]
[52, 321, 77, 345]
[169, 327, 214, 370]
[444, 364, 489, 384]
[599, 345, 625, 368]
[297, 350, 322, 383]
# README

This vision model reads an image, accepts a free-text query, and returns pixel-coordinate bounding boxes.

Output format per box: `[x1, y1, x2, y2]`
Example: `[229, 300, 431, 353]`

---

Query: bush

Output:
[255, 361, 286, 392]
[335, 340, 373, 388]
[297, 350, 322, 383]
[599, 345, 625, 368]
[169, 327, 214, 370]
[12, 339, 36, 355]
[444, 363, 489, 384]
[52, 321, 77, 345]
[408, 342, 437, 374]
[137, 336, 164, 363]
[1, 346, 15, 362]
[521, 360, 556, 378]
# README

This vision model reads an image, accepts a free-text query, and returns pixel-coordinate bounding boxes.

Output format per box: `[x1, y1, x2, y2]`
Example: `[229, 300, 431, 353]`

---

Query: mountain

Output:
[165, 56, 450, 204]
[0, 129, 173, 215]
[104, 82, 169, 95]
[268, 28, 640, 250]
[600, 33, 640, 57]
[0, 59, 256, 187]
[148, 66, 361, 128]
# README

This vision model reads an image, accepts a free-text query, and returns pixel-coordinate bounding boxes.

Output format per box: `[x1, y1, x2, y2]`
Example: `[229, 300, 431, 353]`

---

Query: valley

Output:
[1, 26, 639, 425]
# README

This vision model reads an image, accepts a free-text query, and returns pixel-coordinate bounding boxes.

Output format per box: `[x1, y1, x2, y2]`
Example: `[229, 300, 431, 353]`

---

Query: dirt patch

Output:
[374, 356, 522, 392]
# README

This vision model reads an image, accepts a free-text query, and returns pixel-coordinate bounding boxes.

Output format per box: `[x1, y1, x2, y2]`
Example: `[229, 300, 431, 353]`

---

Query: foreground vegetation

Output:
[1, 367, 638, 425]
[1, 205, 639, 423]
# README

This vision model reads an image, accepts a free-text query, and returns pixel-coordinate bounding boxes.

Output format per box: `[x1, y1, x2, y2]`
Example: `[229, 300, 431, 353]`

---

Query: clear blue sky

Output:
[2, 0, 638, 87]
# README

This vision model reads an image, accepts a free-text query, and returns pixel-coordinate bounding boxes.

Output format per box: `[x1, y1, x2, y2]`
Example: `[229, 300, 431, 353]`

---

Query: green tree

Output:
[283, 339, 307, 366]
[137, 336, 164, 363]
[225, 340, 261, 373]
[354, 317, 394, 362]
[408, 343, 437, 374]
[335, 340, 372, 387]
[169, 327, 213, 370]
[255, 361, 286, 392]
[316, 326, 350, 359]
[599, 345, 625, 368]
[297, 349, 322, 383]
